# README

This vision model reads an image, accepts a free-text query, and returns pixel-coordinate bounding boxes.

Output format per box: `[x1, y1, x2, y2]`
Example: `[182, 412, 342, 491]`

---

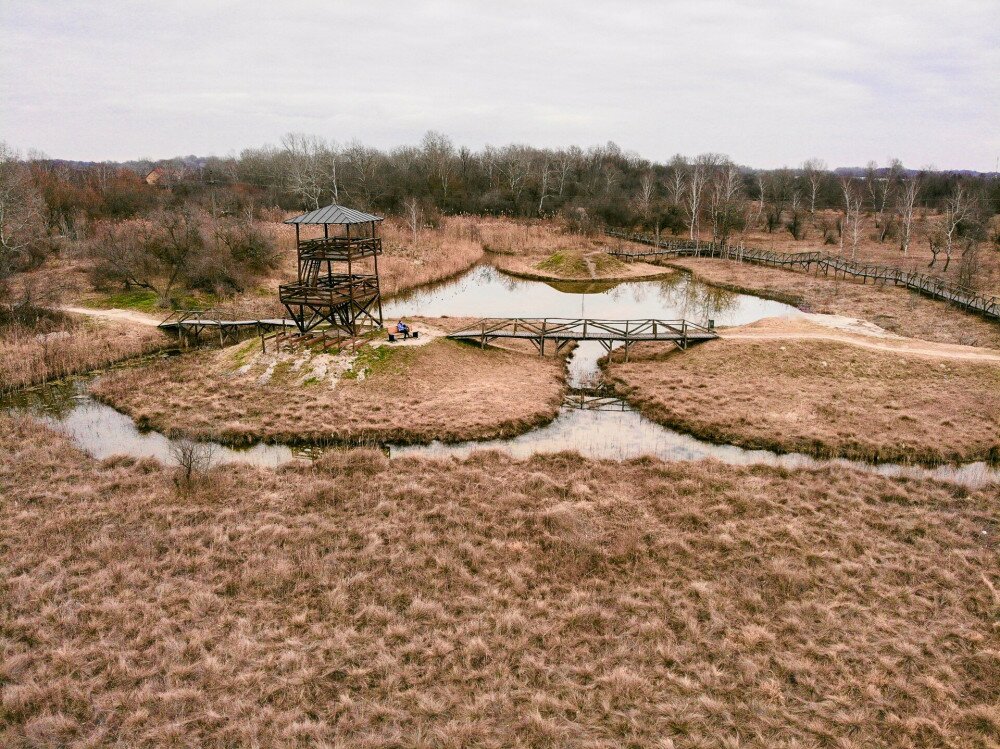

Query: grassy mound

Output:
[607, 335, 1000, 464]
[535, 250, 630, 279]
[90, 336, 566, 445]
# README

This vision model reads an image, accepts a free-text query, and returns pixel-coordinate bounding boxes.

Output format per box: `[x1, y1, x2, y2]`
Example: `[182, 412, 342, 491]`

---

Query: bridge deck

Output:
[158, 317, 297, 331]
[448, 318, 717, 356]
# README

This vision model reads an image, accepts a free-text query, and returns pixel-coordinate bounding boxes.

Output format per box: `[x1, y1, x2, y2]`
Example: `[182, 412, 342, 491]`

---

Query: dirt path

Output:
[722, 315, 1000, 363]
[61, 305, 163, 327]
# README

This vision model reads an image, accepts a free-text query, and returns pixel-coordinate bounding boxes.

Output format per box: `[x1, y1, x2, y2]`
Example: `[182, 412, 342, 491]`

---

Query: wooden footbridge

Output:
[605, 229, 1000, 321]
[158, 309, 298, 346]
[447, 317, 717, 357]
[564, 386, 630, 411]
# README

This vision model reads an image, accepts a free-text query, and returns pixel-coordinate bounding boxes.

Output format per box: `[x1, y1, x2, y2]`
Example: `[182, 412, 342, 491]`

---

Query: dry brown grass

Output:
[493, 249, 673, 283]
[376, 216, 485, 294]
[89, 334, 565, 445]
[474, 217, 593, 255]
[607, 329, 1000, 464]
[2, 416, 998, 747]
[728, 210, 1000, 294]
[0, 315, 168, 392]
[669, 257, 1000, 349]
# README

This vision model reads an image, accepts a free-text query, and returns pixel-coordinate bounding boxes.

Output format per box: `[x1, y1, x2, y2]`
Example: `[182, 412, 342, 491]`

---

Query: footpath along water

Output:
[3, 266, 997, 487]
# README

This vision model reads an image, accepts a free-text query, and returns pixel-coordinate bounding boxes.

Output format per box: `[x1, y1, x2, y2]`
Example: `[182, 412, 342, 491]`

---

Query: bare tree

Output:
[840, 176, 864, 259]
[281, 133, 339, 209]
[496, 145, 533, 203]
[342, 141, 385, 208]
[170, 438, 217, 491]
[750, 173, 766, 228]
[897, 173, 920, 255]
[957, 238, 983, 290]
[682, 154, 722, 245]
[554, 147, 579, 196]
[421, 130, 455, 200]
[637, 171, 655, 219]
[536, 159, 553, 215]
[666, 155, 686, 208]
[801, 158, 827, 215]
[865, 159, 900, 242]
[786, 189, 805, 240]
[937, 183, 973, 271]
[89, 209, 205, 304]
[708, 162, 744, 245]
[0, 142, 46, 295]
[403, 197, 422, 246]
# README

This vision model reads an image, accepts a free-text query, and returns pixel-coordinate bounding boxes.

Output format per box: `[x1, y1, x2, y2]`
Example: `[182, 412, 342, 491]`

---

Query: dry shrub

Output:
[0, 315, 167, 392]
[608, 336, 1000, 464]
[1, 416, 998, 747]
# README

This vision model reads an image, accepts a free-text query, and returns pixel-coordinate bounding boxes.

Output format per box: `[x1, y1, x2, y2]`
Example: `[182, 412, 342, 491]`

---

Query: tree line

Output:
[2, 134, 998, 313]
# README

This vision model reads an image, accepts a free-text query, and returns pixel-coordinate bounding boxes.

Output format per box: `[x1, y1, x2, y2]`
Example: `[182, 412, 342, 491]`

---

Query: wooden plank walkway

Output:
[448, 317, 717, 357]
[605, 229, 1000, 321]
[158, 309, 298, 346]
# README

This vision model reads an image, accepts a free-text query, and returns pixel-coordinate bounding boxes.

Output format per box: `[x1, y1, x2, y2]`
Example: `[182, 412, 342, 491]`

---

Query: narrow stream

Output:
[3, 265, 997, 488]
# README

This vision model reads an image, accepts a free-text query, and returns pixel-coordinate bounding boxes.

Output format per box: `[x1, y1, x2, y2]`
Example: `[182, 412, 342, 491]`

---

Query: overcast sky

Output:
[2, 1, 998, 170]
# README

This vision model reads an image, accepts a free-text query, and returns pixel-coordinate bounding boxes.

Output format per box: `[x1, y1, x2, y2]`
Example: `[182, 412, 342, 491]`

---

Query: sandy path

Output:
[61, 305, 164, 327]
[722, 314, 1000, 362]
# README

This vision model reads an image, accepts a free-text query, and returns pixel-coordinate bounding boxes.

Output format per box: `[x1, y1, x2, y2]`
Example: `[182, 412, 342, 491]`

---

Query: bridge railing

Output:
[605, 228, 999, 320]
[158, 307, 218, 327]
[450, 317, 715, 339]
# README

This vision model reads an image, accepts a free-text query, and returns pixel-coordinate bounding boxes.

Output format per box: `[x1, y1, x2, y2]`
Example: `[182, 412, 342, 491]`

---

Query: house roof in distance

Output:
[284, 205, 383, 225]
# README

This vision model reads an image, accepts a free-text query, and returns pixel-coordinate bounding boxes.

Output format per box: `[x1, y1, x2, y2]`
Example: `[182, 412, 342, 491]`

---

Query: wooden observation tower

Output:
[279, 205, 385, 335]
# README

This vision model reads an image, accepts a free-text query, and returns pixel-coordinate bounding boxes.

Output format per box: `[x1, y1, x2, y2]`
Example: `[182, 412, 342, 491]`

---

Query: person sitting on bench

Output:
[388, 320, 417, 342]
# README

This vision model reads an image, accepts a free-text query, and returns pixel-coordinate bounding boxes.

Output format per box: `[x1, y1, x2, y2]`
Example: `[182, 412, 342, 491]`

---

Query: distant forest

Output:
[2, 133, 999, 315]
[18, 132, 1000, 237]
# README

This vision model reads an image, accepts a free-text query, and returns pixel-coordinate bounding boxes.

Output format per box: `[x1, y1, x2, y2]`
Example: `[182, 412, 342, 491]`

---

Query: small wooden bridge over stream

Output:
[447, 318, 717, 358]
[158, 309, 299, 348]
[605, 229, 1000, 321]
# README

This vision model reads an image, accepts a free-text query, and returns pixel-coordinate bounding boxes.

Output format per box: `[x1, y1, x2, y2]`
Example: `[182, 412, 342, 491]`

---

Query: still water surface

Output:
[4, 266, 996, 487]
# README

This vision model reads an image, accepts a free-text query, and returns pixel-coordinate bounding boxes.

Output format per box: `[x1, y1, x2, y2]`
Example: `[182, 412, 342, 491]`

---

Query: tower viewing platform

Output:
[279, 204, 385, 335]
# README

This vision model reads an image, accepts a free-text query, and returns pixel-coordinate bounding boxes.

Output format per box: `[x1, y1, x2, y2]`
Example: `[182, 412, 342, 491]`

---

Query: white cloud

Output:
[1, 0, 997, 169]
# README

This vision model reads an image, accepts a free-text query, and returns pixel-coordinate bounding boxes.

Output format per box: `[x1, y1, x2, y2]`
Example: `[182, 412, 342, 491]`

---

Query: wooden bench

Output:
[388, 324, 418, 342]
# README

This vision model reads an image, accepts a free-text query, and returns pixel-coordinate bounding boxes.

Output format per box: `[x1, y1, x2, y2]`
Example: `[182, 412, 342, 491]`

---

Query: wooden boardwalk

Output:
[158, 309, 298, 346]
[448, 318, 717, 357]
[605, 230, 1000, 321]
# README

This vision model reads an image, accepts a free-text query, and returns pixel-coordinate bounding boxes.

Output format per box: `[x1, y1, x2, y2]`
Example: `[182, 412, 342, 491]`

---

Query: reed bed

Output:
[90, 336, 565, 445]
[0, 316, 168, 392]
[607, 334, 1000, 464]
[670, 257, 1000, 349]
[472, 217, 608, 256]
[1, 416, 997, 747]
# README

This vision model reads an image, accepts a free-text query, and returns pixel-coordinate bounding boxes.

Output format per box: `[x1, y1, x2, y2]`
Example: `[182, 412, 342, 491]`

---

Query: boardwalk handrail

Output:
[449, 317, 713, 337]
[447, 317, 716, 357]
[604, 229, 999, 320]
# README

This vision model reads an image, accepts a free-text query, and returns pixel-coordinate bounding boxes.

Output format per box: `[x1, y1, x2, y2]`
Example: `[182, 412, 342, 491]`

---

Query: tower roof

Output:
[285, 205, 383, 225]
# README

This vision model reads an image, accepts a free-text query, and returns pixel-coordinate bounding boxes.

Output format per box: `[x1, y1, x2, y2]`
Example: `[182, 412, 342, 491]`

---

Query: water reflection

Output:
[5, 378, 997, 489]
[6, 381, 300, 469]
[3, 268, 995, 489]
[383, 264, 799, 327]
[390, 405, 1000, 489]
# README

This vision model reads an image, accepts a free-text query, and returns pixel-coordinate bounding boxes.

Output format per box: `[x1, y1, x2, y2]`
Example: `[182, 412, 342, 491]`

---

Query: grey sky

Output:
[2, 0, 998, 170]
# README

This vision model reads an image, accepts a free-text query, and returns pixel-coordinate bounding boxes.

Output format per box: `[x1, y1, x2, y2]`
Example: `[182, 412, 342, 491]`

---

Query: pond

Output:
[4, 265, 997, 488]
[382, 264, 803, 385]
